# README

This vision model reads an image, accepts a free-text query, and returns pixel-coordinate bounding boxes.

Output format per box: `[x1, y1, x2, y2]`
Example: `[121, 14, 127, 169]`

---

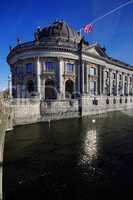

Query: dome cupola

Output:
[35, 20, 81, 43]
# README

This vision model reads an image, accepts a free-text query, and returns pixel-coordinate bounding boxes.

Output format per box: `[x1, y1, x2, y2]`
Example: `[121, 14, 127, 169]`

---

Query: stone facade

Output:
[7, 21, 133, 119]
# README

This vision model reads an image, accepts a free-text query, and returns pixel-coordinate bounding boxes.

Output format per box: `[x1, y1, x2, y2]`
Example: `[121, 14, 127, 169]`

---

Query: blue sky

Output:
[0, 0, 133, 90]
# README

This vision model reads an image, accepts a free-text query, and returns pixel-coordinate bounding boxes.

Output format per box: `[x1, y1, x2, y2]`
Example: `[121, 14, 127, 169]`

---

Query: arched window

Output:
[65, 80, 74, 98]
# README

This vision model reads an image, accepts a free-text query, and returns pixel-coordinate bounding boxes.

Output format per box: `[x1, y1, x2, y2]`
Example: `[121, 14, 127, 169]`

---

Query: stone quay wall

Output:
[11, 98, 79, 125]
[11, 96, 133, 126]
[0, 98, 12, 200]
[11, 98, 40, 126]
[81, 95, 133, 116]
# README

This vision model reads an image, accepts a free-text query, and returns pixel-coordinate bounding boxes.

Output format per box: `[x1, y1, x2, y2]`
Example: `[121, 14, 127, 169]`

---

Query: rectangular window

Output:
[90, 67, 96, 76]
[26, 63, 33, 73]
[66, 63, 74, 74]
[45, 62, 55, 72]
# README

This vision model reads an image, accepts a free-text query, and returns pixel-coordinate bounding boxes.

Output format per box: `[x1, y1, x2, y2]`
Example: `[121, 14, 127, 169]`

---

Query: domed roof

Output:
[36, 20, 81, 43]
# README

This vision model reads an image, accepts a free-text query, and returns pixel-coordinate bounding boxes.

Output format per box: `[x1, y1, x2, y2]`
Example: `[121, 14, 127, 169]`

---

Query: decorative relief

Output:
[41, 74, 55, 80]
[63, 73, 76, 81]
[88, 76, 97, 81]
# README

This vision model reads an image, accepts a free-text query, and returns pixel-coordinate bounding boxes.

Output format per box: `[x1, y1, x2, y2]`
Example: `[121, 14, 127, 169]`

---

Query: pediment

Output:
[85, 44, 108, 58]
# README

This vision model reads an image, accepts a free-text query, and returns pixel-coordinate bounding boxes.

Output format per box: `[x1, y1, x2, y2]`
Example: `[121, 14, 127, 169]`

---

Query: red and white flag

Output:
[84, 24, 93, 33]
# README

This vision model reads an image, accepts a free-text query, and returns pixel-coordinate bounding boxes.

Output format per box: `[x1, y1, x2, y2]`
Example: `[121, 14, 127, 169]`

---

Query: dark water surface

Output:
[3, 111, 133, 199]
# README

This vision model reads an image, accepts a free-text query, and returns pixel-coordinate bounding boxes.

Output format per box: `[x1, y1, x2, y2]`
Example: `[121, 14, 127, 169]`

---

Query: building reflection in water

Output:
[121, 109, 133, 116]
[79, 126, 97, 166]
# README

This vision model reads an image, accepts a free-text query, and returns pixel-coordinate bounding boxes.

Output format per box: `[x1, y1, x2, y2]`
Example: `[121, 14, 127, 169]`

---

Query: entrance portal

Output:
[45, 79, 57, 99]
[27, 80, 34, 93]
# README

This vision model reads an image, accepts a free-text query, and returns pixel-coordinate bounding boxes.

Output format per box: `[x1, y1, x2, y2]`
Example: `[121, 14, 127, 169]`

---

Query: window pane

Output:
[90, 81, 96, 95]
[66, 63, 73, 73]
[26, 63, 33, 73]
[90, 67, 96, 76]
[46, 62, 54, 72]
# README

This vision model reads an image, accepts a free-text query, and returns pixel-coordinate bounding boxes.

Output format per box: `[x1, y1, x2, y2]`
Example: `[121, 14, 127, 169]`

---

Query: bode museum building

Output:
[7, 20, 133, 120]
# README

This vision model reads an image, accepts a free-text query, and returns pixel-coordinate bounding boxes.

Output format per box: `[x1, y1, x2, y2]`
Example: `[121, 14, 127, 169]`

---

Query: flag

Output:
[84, 24, 93, 33]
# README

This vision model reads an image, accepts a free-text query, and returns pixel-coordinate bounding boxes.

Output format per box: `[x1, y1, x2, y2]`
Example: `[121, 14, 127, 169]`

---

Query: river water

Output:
[3, 110, 133, 199]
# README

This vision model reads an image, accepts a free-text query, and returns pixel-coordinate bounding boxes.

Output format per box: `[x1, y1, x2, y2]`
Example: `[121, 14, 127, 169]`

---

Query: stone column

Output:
[100, 66, 103, 95]
[132, 75, 133, 95]
[129, 75, 132, 96]
[37, 57, 41, 99]
[82, 62, 85, 94]
[98, 66, 103, 95]
[116, 71, 119, 96]
[127, 75, 130, 96]
[103, 67, 106, 95]
[59, 58, 64, 99]
[86, 66, 89, 94]
[109, 69, 113, 96]
[77, 63, 80, 94]
[41, 79, 45, 98]
[122, 73, 125, 96]
[8, 74, 12, 98]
